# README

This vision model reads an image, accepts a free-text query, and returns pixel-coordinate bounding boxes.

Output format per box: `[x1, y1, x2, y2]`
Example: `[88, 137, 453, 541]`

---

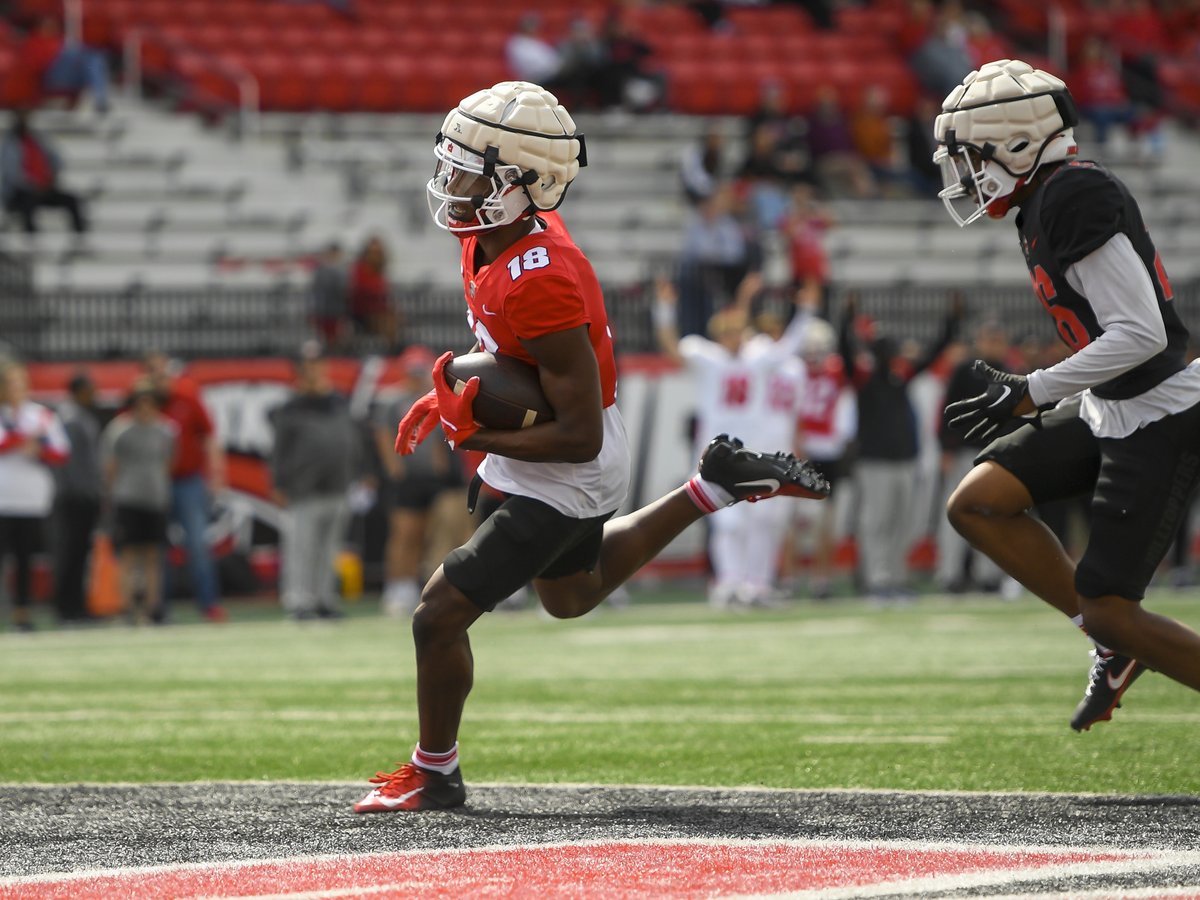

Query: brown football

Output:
[443, 351, 555, 430]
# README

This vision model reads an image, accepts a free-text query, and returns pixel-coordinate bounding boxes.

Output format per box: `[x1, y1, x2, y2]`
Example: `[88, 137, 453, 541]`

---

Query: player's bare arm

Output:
[458, 324, 602, 464]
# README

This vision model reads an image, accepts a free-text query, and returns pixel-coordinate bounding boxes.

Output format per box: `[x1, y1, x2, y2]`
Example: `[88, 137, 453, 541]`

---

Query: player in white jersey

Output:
[655, 282, 811, 606]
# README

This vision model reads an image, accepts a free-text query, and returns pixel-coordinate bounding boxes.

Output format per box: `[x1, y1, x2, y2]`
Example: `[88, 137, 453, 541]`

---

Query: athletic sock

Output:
[412, 743, 459, 774]
[685, 476, 733, 513]
[1072, 614, 1112, 656]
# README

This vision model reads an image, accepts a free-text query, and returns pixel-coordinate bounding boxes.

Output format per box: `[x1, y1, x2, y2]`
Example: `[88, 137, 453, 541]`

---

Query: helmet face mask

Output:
[426, 136, 534, 233]
[932, 59, 1078, 227]
[426, 81, 586, 235]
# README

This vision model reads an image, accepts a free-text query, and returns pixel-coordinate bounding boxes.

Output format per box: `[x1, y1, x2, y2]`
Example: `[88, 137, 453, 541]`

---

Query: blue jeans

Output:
[167, 474, 219, 612]
[43, 43, 110, 108]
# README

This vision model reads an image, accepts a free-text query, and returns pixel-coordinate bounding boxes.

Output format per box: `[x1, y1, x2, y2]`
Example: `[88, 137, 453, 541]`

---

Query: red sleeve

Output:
[504, 273, 589, 341]
[188, 394, 214, 437]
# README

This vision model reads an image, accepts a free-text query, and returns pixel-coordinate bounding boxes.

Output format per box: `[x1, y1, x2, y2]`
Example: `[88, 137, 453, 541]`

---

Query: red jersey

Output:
[160, 381, 214, 479]
[457, 212, 617, 407]
[800, 355, 850, 455]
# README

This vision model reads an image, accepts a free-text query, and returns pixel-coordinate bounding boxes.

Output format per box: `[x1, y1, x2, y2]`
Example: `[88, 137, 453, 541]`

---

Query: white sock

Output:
[685, 476, 734, 513]
[412, 742, 459, 774]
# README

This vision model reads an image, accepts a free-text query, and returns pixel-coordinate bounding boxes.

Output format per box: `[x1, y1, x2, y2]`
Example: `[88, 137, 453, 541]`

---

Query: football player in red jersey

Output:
[935, 60, 1200, 731]
[353, 82, 831, 813]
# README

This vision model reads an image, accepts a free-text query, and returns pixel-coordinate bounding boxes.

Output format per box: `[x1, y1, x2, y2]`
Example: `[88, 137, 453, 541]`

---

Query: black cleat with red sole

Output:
[699, 434, 832, 503]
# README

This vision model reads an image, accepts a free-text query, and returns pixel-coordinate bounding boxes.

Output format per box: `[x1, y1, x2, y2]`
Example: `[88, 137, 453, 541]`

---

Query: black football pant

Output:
[6, 187, 88, 234]
[53, 497, 100, 621]
[0, 514, 44, 612]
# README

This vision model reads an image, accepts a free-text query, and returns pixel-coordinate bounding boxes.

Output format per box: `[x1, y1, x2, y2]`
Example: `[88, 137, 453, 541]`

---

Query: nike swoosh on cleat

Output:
[1106, 660, 1138, 692]
[360, 786, 424, 809]
[736, 478, 780, 493]
[986, 385, 1012, 408]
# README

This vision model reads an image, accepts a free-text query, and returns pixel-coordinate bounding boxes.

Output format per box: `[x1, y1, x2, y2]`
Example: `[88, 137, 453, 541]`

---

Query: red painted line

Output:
[0, 840, 1142, 900]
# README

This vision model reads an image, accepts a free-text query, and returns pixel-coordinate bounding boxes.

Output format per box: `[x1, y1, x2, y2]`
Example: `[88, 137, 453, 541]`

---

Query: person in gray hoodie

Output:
[270, 343, 360, 620]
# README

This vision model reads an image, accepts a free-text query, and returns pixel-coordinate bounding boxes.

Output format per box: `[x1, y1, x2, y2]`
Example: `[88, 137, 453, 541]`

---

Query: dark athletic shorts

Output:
[112, 505, 168, 550]
[978, 398, 1200, 600]
[443, 494, 615, 611]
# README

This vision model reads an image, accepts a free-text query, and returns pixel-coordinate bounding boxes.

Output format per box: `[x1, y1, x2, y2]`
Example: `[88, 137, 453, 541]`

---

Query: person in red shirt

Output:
[348, 235, 398, 348]
[12, 17, 111, 113]
[0, 111, 87, 235]
[352, 81, 831, 814]
[143, 351, 227, 624]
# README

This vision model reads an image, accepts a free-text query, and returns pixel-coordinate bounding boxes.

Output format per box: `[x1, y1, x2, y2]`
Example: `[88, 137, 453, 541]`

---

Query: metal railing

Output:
[4, 276, 1199, 362]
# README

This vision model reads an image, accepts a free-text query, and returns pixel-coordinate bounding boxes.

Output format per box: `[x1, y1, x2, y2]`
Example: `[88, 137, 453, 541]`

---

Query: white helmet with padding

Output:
[427, 81, 587, 232]
[933, 59, 1078, 226]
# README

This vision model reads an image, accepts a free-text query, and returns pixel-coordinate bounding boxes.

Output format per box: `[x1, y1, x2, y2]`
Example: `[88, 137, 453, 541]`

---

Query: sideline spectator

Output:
[102, 378, 176, 627]
[556, 17, 607, 109]
[52, 371, 102, 624]
[505, 13, 562, 86]
[655, 281, 812, 608]
[0, 110, 88, 237]
[909, 0, 973, 99]
[935, 318, 1010, 594]
[143, 351, 227, 623]
[269, 343, 358, 621]
[0, 357, 69, 632]
[790, 314, 855, 600]
[308, 241, 350, 345]
[349, 235, 398, 349]
[12, 17, 111, 114]
[371, 346, 465, 618]
[840, 294, 962, 602]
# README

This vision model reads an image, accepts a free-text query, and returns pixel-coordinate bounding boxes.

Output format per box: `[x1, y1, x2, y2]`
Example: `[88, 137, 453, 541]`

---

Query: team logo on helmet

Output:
[426, 81, 587, 233]
[932, 59, 1078, 227]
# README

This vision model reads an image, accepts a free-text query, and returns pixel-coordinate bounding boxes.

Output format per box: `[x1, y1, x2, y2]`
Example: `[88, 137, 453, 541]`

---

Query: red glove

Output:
[432, 350, 480, 449]
[394, 389, 438, 456]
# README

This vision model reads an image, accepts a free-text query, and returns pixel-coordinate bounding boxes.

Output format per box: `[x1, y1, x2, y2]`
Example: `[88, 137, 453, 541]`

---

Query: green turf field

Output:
[2, 589, 1198, 794]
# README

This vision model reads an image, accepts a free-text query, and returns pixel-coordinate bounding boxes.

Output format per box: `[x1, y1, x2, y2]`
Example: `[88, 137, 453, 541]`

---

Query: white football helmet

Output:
[427, 81, 587, 233]
[801, 318, 836, 363]
[933, 59, 1078, 227]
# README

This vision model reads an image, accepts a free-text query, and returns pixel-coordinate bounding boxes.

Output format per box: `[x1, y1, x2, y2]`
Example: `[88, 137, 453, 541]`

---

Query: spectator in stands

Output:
[52, 371, 102, 624]
[675, 182, 763, 338]
[742, 81, 809, 184]
[505, 13, 562, 86]
[680, 124, 726, 206]
[102, 378, 176, 627]
[806, 87, 875, 199]
[308, 241, 350, 346]
[12, 16, 111, 114]
[597, 12, 664, 112]
[142, 351, 227, 624]
[1071, 37, 1143, 153]
[935, 317, 1010, 594]
[851, 85, 913, 197]
[909, 0, 974, 99]
[372, 346, 465, 618]
[555, 17, 607, 109]
[839, 294, 962, 602]
[962, 11, 1011, 69]
[0, 111, 88, 237]
[0, 357, 69, 632]
[781, 182, 833, 301]
[349, 235, 398, 349]
[904, 94, 943, 196]
[270, 342, 359, 621]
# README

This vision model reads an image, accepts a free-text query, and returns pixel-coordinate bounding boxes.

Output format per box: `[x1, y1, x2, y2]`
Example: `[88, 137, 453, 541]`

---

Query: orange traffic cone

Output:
[86, 534, 122, 618]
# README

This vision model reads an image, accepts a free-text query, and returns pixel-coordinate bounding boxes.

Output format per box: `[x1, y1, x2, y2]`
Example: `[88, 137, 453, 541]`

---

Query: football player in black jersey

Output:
[934, 60, 1200, 731]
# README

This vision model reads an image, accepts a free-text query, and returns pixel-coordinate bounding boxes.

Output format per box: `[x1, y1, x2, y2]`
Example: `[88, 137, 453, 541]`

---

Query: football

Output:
[443, 351, 555, 430]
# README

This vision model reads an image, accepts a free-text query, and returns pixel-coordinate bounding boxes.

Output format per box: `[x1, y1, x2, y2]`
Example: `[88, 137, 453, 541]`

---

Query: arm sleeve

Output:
[1026, 233, 1167, 407]
[504, 273, 589, 341]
